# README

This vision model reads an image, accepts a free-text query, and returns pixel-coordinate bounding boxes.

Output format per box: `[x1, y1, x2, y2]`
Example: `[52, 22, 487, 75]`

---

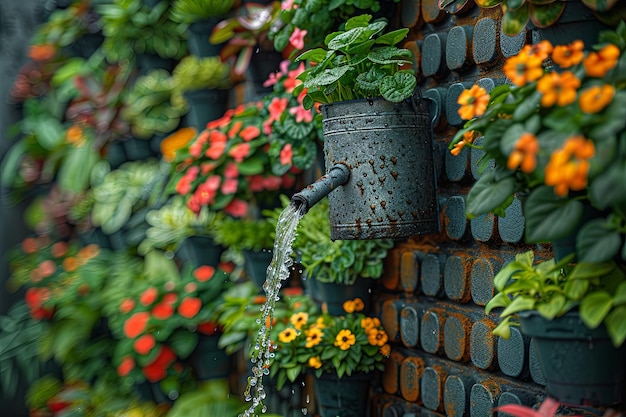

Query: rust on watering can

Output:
[322, 94, 440, 240]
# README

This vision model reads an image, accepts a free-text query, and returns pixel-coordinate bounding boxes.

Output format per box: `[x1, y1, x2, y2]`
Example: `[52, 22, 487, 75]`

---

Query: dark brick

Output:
[402, 0, 421, 28]
[421, 309, 445, 355]
[470, 212, 496, 242]
[382, 299, 405, 342]
[444, 255, 471, 303]
[422, 366, 446, 411]
[500, 22, 527, 58]
[529, 339, 547, 386]
[400, 305, 422, 348]
[446, 25, 473, 71]
[470, 320, 498, 370]
[470, 258, 497, 306]
[497, 327, 528, 378]
[470, 136, 493, 180]
[400, 356, 425, 402]
[445, 141, 470, 182]
[421, 33, 447, 78]
[425, 87, 447, 130]
[443, 313, 471, 362]
[446, 82, 472, 127]
[400, 251, 419, 293]
[473, 18, 498, 66]
[444, 375, 473, 417]
[421, 0, 445, 24]
[421, 253, 445, 297]
[498, 195, 525, 243]
[470, 383, 499, 417]
[443, 196, 469, 241]
[382, 351, 404, 395]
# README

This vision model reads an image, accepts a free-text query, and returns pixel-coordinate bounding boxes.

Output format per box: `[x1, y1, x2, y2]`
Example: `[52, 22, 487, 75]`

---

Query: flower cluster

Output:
[165, 60, 320, 217]
[109, 263, 233, 384]
[449, 23, 626, 263]
[269, 298, 390, 390]
[8, 236, 104, 321]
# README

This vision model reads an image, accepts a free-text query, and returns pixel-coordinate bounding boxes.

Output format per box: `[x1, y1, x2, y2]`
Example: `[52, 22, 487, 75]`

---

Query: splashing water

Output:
[241, 203, 305, 417]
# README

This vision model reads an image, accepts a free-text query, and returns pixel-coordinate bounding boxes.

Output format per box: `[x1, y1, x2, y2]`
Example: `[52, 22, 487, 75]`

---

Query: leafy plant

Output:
[166, 379, 247, 417]
[97, 0, 187, 63]
[461, 0, 626, 36]
[449, 23, 626, 263]
[171, 0, 234, 24]
[171, 55, 233, 106]
[485, 250, 626, 347]
[293, 197, 394, 285]
[294, 14, 416, 109]
[122, 69, 187, 139]
[209, 2, 281, 76]
[212, 215, 276, 253]
[269, 298, 390, 389]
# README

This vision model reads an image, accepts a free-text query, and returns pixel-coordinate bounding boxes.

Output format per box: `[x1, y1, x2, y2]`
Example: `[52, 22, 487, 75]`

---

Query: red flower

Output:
[268, 97, 288, 123]
[240, 126, 261, 141]
[38, 260, 56, 278]
[205, 141, 227, 159]
[163, 293, 178, 304]
[133, 334, 156, 355]
[227, 121, 243, 138]
[194, 265, 215, 282]
[21, 237, 38, 254]
[221, 178, 238, 195]
[228, 143, 251, 163]
[198, 321, 220, 335]
[124, 312, 150, 338]
[279, 144, 293, 166]
[142, 345, 176, 382]
[50, 242, 68, 258]
[262, 176, 283, 190]
[152, 302, 174, 320]
[224, 162, 238, 178]
[117, 356, 135, 377]
[139, 287, 158, 306]
[119, 298, 135, 313]
[178, 297, 202, 319]
[225, 199, 248, 217]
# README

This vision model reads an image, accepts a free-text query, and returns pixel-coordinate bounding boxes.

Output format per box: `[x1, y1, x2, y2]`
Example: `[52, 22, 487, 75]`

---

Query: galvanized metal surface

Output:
[322, 97, 440, 240]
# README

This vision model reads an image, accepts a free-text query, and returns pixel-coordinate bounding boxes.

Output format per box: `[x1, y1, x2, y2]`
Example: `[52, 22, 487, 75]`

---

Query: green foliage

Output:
[97, 0, 187, 62]
[294, 14, 416, 108]
[166, 380, 246, 417]
[171, 55, 232, 106]
[171, 0, 234, 24]
[269, 0, 400, 53]
[122, 69, 187, 139]
[485, 250, 626, 347]
[212, 215, 276, 253]
[292, 197, 394, 284]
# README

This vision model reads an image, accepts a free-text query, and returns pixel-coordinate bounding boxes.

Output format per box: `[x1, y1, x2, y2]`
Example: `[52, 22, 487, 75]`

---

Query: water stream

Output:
[241, 203, 305, 417]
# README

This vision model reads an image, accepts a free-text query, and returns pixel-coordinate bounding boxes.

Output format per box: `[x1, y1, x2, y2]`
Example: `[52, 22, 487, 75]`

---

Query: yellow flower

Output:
[278, 328, 297, 343]
[160, 127, 197, 162]
[353, 298, 365, 312]
[507, 133, 539, 174]
[457, 85, 489, 120]
[290, 312, 309, 330]
[305, 327, 323, 348]
[308, 356, 322, 369]
[314, 317, 326, 329]
[367, 328, 389, 347]
[578, 84, 615, 114]
[536, 71, 580, 107]
[334, 329, 356, 350]
[551, 40, 584, 68]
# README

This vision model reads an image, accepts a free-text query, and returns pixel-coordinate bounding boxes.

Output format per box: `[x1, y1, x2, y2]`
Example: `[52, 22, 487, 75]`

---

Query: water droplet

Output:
[301, 408, 308, 415]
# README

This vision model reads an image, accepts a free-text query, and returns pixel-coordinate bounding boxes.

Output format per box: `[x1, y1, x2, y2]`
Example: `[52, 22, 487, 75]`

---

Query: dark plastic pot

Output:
[242, 249, 273, 289]
[313, 371, 372, 417]
[307, 275, 374, 316]
[519, 310, 626, 407]
[187, 19, 224, 57]
[175, 236, 224, 268]
[183, 89, 229, 129]
[189, 334, 231, 380]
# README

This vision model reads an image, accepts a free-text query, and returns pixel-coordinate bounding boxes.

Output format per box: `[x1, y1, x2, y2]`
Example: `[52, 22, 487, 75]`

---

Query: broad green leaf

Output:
[343, 14, 373, 30]
[474, 0, 502, 7]
[580, 291, 613, 329]
[465, 173, 516, 218]
[493, 317, 513, 339]
[581, 0, 618, 12]
[528, 2, 565, 28]
[614, 282, 626, 305]
[327, 27, 367, 51]
[303, 66, 353, 88]
[0, 142, 26, 187]
[502, 4, 530, 36]
[512, 91, 540, 121]
[577, 219, 621, 263]
[485, 292, 512, 314]
[57, 143, 99, 194]
[380, 72, 416, 103]
[169, 331, 198, 359]
[237, 156, 265, 175]
[524, 186, 582, 243]
[374, 28, 409, 46]
[368, 46, 412, 64]
[499, 122, 527, 155]
[563, 278, 589, 301]
[537, 294, 566, 319]
[605, 305, 626, 347]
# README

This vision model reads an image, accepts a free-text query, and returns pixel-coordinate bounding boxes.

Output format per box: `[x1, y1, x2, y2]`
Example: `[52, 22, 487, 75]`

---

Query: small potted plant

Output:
[292, 197, 394, 314]
[171, 0, 236, 57]
[269, 298, 391, 417]
[293, 14, 440, 240]
[170, 55, 233, 129]
[121, 69, 188, 159]
[485, 249, 626, 406]
[448, 23, 626, 264]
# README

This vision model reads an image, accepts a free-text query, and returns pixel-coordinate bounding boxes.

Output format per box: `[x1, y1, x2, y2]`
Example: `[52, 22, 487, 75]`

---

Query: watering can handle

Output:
[411, 88, 440, 130]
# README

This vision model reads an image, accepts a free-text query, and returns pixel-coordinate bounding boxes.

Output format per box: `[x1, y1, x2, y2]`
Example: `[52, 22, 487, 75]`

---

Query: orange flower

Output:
[544, 135, 595, 197]
[380, 344, 391, 356]
[119, 298, 135, 314]
[503, 50, 545, 86]
[308, 356, 322, 369]
[551, 40, 584, 68]
[450, 130, 478, 156]
[520, 40, 553, 61]
[457, 85, 489, 120]
[227, 121, 243, 138]
[536, 71, 580, 107]
[160, 127, 197, 162]
[507, 133, 539, 174]
[62, 256, 80, 272]
[66, 125, 86, 147]
[343, 300, 356, 313]
[353, 298, 365, 312]
[143, 345, 176, 382]
[21, 237, 38, 254]
[367, 328, 389, 347]
[77, 244, 100, 260]
[124, 312, 150, 338]
[579, 84, 615, 114]
[28, 44, 56, 61]
[50, 242, 68, 258]
[178, 297, 202, 319]
[133, 334, 156, 355]
[240, 126, 261, 141]
[38, 260, 56, 278]
[152, 302, 174, 320]
[583, 44, 620, 78]
[360, 317, 381, 332]
[140, 287, 158, 306]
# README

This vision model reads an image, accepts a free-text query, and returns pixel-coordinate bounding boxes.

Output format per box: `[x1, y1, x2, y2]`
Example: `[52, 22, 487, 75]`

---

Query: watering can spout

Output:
[290, 163, 350, 214]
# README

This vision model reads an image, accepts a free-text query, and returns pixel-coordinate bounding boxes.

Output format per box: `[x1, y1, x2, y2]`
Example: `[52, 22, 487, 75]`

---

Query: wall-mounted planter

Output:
[321, 97, 440, 240]
[183, 89, 229, 129]
[313, 371, 372, 417]
[519, 310, 626, 407]
[187, 19, 224, 58]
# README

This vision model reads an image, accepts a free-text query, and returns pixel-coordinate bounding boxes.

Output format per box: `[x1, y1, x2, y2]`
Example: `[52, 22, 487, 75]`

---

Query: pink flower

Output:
[282, 0, 295, 10]
[209, 130, 227, 143]
[228, 143, 251, 163]
[189, 142, 204, 158]
[289, 27, 307, 50]
[240, 125, 261, 141]
[225, 199, 248, 217]
[221, 178, 238, 194]
[263, 121, 273, 135]
[248, 175, 265, 192]
[206, 141, 226, 159]
[224, 162, 238, 178]
[268, 97, 289, 124]
[262, 176, 283, 190]
[285, 62, 305, 93]
[207, 112, 233, 129]
[289, 105, 313, 123]
[279, 143, 293, 166]
[200, 162, 217, 174]
[176, 178, 192, 195]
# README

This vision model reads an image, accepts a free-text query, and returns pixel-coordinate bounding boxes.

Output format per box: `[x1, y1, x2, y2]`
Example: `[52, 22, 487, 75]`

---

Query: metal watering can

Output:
[291, 91, 440, 240]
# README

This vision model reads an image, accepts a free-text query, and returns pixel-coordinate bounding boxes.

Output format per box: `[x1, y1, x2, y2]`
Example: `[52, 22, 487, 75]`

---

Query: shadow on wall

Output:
[0, 0, 48, 416]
